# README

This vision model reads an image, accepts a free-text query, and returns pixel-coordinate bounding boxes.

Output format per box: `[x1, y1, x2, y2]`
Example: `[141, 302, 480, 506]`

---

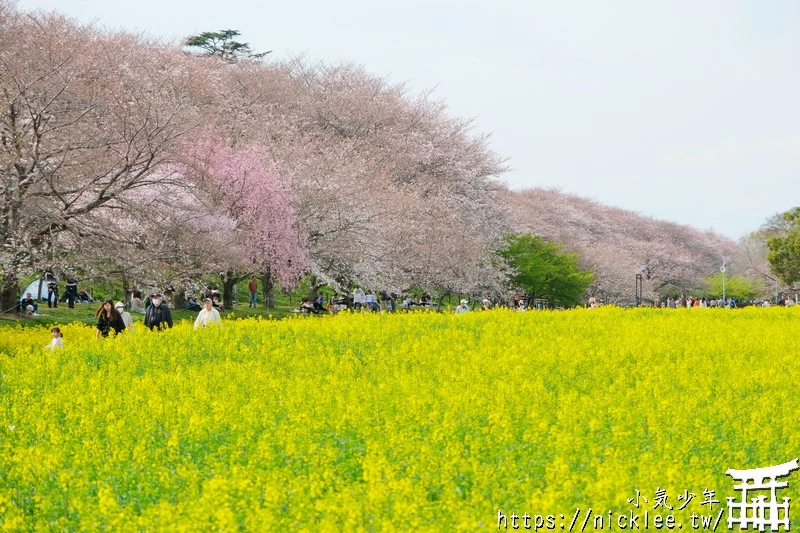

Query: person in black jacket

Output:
[64, 279, 79, 308]
[21, 292, 39, 314]
[144, 293, 173, 331]
[95, 299, 126, 339]
[46, 273, 58, 309]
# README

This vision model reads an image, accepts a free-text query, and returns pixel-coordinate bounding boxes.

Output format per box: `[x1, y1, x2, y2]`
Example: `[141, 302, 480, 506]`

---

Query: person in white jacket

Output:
[115, 302, 134, 332]
[353, 287, 365, 310]
[194, 298, 221, 330]
[44, 327, 63, 351]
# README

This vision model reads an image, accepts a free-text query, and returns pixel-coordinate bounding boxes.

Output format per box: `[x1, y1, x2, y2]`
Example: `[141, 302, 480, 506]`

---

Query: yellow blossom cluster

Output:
[1, 307, 798, 530]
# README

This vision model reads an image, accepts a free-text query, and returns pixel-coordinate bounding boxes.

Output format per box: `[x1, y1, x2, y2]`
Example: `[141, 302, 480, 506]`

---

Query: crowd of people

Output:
[104, 291, 227, 337]
[292, 290, 513, 315]
[17, 272, 95, 314]
[36, 290, 221, 350]
[659, 295, 797, 308]
[664, 296, 737, 308]
[183, 292, 223, 312]
[293, 290, 443, 315]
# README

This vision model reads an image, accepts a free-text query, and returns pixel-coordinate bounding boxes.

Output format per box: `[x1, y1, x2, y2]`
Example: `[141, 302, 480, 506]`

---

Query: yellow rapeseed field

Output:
[1, 307, 799, 531]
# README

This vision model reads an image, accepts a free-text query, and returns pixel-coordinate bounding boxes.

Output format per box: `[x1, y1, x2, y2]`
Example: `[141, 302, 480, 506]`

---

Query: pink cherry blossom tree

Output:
[267, 60, 510, 298]
[180, 133, 307, 308]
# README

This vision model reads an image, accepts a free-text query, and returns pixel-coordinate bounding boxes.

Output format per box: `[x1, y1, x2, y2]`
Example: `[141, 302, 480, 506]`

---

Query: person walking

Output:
[115, 302, 134, 332]
[248, 277, 258, 308]
[194, 298, 222, 329]
[365, 291, 377, 312]
[353, 287, 365, 310]
[144, 292, 173, 331]
[455, 299, 470, 314]
[95, 299, 126, 339]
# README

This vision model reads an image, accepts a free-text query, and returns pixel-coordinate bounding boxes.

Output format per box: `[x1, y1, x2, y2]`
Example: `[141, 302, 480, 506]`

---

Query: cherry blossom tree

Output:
[504, 188, 740, 304]
[270, 61, 510, 297]
[180, 134, 307, 308]
[0, 5, 205, 310]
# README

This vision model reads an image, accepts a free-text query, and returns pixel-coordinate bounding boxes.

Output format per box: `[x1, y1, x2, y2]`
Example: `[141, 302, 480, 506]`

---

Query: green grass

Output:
[4, 274, 468, 328]
[5, 274, 318, 327]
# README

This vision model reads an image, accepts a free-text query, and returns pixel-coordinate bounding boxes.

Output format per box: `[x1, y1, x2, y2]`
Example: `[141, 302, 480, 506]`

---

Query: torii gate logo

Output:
[726, 459, 798, 531]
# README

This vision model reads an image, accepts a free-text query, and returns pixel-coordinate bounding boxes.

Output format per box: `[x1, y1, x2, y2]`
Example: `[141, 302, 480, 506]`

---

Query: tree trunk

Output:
[436, 290, 450, 311]
[34, 277, 45, 301]
[1, 271, 19, 315]
[307, 275, 319, 301]
[122, 275, 133, 306]
[306, 275, 328, 302]
[221, 270, 241, 309]
[172, 283, 186, 310]
[261, 267, 275, 309]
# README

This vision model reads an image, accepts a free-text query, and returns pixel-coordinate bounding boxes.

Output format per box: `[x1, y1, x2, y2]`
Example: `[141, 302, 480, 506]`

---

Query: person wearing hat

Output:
[115, 301, 134, 332]
[194, 297, 221, 330]
[455, 299, 469, 314]
[144, 292, 173, 331]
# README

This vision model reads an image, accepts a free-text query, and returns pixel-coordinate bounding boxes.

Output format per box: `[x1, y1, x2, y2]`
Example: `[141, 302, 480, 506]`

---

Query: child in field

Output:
[45, 327, 63, 351]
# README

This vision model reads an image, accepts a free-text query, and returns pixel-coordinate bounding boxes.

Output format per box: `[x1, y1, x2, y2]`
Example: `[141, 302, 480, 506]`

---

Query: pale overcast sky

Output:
[15, 0, 800, 240]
